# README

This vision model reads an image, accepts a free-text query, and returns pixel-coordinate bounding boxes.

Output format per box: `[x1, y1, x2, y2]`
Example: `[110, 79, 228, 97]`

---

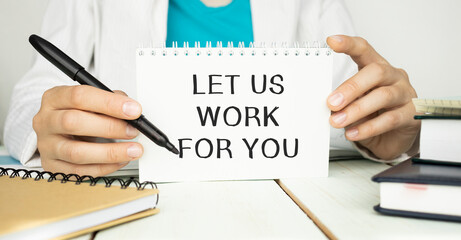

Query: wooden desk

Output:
[280, 160, 461, 240]
[60, 160, 461, 239]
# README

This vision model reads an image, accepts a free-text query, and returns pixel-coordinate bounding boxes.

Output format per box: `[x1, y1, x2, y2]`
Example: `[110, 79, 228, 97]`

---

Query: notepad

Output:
[136, 43, 332, 182]
[0, 168, 159, 240]
[412, 97, 461, 115]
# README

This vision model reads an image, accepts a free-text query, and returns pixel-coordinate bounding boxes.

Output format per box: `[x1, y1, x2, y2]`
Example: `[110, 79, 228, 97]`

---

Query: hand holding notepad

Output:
[326, 36, 420, 161]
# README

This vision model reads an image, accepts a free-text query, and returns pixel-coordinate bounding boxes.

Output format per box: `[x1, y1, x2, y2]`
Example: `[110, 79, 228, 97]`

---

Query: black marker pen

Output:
[29, 34, 179, 155]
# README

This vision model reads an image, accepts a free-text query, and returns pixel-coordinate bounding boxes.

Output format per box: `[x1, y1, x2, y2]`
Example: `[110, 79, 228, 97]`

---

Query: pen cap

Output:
[29, 34, 83, 79]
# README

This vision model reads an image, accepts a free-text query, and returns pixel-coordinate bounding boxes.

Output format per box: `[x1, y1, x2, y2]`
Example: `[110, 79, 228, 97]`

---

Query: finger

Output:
[327, 35, 388, 69]
[53, 138, 143, 164]
[113, 90, 128, 96]
[327, 63, 398, 111]
[42, 158, 129, 176]
[330, 86, 406, 128]
[43, 85, 142, 120]
[343, 105, 414, 142]
[51, 109, 139, 139]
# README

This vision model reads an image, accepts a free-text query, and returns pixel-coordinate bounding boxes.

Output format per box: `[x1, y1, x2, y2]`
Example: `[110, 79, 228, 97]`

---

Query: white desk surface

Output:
[33, 159, 461, 240]
[280, 160, 461, 240]
[94, 180, 325, 240]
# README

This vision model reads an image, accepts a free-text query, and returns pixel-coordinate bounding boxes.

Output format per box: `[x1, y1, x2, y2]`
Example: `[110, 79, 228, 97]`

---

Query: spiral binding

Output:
[138, 41, 331, 57]
[0, 167, 158, 191]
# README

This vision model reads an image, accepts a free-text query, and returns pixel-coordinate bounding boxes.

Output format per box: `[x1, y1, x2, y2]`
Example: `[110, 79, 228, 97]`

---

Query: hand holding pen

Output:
[30, 34, 178, 176]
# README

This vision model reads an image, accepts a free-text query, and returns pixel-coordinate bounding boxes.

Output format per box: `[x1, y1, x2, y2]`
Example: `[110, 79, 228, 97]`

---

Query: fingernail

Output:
[123, 101, 141, 117]
[127, 145, 142, 158]
[332, 112, 347, 124]
[346, 128, 359, 139]
[126, 124, 139, 137]
[328, 93, 344, 107]
[329, 35, 343, 43]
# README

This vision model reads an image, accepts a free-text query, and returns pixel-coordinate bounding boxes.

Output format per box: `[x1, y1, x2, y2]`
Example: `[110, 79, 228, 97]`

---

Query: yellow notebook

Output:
[0, 168, 159, 240]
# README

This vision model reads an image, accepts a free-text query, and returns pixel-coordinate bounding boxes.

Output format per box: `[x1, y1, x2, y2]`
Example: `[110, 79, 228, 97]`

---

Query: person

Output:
[4, 0, 420, 176]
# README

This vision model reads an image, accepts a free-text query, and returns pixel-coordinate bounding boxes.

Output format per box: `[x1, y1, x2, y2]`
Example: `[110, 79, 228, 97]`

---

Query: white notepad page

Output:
[137, 45, 332, 182]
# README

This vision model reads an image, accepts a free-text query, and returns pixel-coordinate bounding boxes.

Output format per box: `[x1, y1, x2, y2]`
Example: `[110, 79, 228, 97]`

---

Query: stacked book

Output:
[413, 98, 461, 164]
[372, 98, 461, 222]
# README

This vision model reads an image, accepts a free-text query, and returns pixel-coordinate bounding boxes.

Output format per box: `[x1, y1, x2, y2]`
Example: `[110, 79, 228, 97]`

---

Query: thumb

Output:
[113, 90, 128, 97]
[327, 35, 388, 69]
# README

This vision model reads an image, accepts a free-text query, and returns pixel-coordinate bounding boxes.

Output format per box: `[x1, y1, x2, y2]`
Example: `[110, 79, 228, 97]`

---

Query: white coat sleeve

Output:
[316, 0, 419, 162]
[3, 0, 95, 167]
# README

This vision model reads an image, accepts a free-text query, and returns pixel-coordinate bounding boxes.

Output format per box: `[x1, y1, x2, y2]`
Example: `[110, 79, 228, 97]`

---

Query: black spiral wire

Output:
[0, 167, 158, 191]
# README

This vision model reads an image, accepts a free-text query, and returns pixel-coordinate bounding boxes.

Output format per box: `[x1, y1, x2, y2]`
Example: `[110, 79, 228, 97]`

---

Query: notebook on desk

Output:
[412, 98, 461, 164]
[0, 168, 159, 240]
[372, 159, 461, 222]
[412, 97, 461, 115]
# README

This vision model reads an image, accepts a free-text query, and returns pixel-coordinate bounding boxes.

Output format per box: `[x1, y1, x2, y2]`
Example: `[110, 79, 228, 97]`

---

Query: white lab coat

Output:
[4, 0, 392, 167]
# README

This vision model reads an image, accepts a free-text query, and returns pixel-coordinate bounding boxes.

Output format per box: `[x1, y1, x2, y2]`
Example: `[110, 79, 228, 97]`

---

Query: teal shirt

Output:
[166, 0, 254, 47]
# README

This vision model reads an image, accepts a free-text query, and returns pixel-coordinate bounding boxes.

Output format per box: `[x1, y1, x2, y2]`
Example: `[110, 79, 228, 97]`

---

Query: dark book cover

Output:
[372, 159, 461, 222]
[372, 159, 461, 186]
[412, 158, 461, 167]
[414, 115, 461, 120]
[374, 205, 461, 222]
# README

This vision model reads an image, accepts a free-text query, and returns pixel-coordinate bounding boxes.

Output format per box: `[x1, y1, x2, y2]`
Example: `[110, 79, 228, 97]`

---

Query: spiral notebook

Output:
[137, 42, 332, 182]
[0, 168, 159, 240]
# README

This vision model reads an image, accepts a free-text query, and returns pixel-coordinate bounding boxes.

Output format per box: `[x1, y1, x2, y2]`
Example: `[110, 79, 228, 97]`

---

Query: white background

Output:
[1, 0, 461, 144]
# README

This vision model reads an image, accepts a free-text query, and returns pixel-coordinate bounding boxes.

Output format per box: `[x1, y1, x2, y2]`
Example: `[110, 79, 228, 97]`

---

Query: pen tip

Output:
[166, 142, 180, 155]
